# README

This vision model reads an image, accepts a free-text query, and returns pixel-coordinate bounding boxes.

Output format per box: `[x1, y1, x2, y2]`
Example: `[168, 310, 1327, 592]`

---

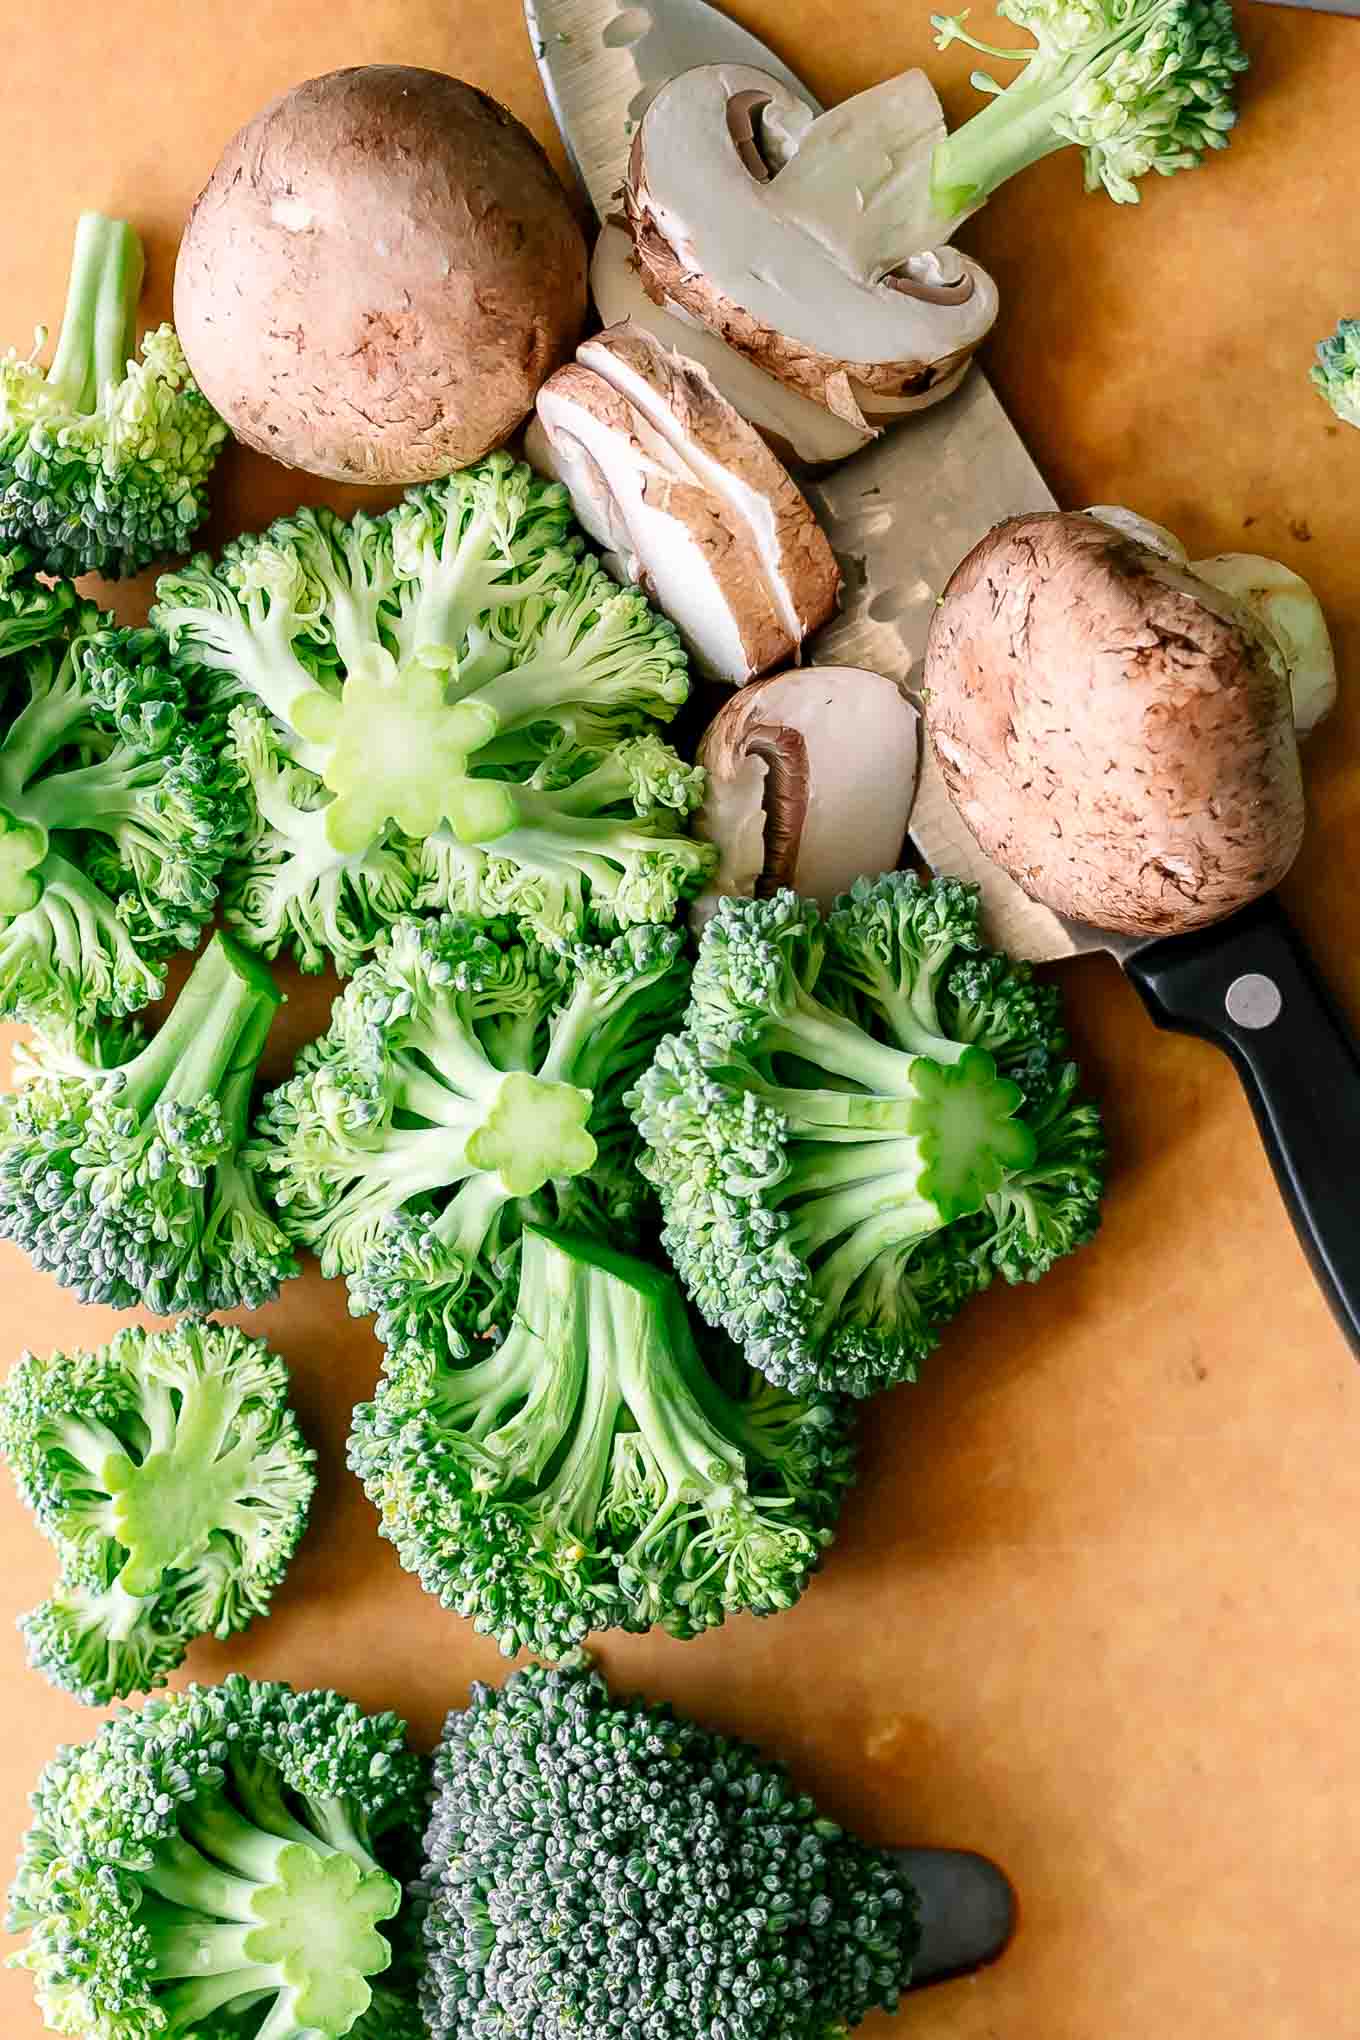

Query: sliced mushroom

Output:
[625, 65, 998, 427]
[924, 511, 1305, 939]
[577, 325, 840, 648]
[1191, 553, 1338, 736]
[1084, 509, 1338, 736]
[693, 666, 921, 922]
[591, 223, 873, 469]
[535, 361, 791, 683]
[523, 412, 639, 582]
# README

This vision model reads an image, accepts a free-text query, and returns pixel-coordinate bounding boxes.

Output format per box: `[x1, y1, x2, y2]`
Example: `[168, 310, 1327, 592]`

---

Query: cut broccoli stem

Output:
[931, 58, 1090, 220]
[0, 643, 92, 796]
[117, 931, 281, 1122]
[44, 214, 145, 415]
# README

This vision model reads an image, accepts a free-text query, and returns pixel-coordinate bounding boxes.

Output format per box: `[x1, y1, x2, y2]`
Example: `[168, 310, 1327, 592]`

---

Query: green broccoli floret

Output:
[0, 1323, 315, 1705]
[0, 930, 297, 1313]
[0, 213, 226, 579]
[1312, 317, 1360, 429]
[7, 1674, 427, 2040]
[630, 875, 1104, 1397]
[927, 0, 1247, 230]
[0, 563, 242, 1031]
[151, 456, 710, 968]
[252, 914, 688, 1353]
[420, 1663, 921, 2040]
[349, 1224, 853, 1657]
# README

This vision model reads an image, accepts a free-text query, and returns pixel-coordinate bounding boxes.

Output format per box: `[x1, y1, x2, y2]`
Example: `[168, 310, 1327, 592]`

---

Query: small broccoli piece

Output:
[0, 1323, 316, 1705]
[152, 457, 706, 968]
[631, 877, 1104, 1396]
[0, 930, 297, 1313]
[0, 565, 243, 1031]
[0, 213, 226, 579]
[420, 1663, 921, 2040]
[1312, 317, 1360, 429]
[349, 1224, 853, 1657]
[252, 914, 688, 1354]
[927, 0, 1247, 229]
[8, 1674, 427, 2040]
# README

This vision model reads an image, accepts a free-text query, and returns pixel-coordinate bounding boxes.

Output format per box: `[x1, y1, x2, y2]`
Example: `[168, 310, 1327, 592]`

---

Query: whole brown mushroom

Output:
[924, 511, 1306, 938]
[175, 67, 588, 483]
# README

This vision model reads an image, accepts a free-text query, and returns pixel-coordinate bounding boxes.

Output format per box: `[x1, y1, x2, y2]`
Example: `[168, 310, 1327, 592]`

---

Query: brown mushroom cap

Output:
[175, 67, 588, 483]
[923, 512, 1305, 938]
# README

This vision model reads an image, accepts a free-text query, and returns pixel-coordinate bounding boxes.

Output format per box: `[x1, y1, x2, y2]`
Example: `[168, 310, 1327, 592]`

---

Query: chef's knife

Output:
[524, 0, 1360, 1362]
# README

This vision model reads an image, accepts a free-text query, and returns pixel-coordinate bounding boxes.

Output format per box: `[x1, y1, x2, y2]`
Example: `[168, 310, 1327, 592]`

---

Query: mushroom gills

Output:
[694, 665, 921, 921]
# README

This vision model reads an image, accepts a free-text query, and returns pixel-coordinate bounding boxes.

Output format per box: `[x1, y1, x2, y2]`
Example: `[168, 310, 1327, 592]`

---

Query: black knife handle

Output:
[1123, 894, 1360, 1354]
[888, 1847, 1016, 1985]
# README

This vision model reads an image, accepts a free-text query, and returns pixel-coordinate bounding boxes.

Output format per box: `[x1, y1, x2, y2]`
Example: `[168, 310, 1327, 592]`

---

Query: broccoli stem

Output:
[44, 214, 144, 415]
[24, 752, 165, 834]
[0, 646, 92, 795]
[763, 989, 921, 1097]
[117, 932, 281, 1121]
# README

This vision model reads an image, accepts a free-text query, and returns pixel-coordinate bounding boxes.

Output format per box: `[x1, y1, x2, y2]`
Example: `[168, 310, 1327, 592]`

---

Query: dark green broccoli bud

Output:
[0, 569, 244, 1031]
[0, 931, 297, 1313]
[8, 1675, 427, 2040]
[0, 213, 226, 579]
[152, 457, 706, 970]
[1312, 317, 1360, 429]
[420, 1663, 921, 2040]
[929, 0, 1247, 228]
[0, 1323, 316, 1705]
[349, 1225, 854, 1656]
[631, 878, 1104, 1396]
[252, 915, 688, 1352]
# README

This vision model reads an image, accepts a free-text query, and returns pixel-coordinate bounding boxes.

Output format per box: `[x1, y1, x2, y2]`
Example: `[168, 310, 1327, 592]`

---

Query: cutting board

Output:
[2, 7, 1358, 2037]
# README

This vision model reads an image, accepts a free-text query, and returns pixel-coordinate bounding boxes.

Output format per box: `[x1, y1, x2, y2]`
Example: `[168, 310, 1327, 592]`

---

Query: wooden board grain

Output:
[1, 6, 1358, 2038]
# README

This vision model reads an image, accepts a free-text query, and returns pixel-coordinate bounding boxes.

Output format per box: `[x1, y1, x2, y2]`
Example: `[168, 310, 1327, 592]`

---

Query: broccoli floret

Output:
[420, 1663, 921, 2040]
[152, 456, 709, 968]
[0, 566, 242, 1031]
[1312, 317, 1360, 429]
[8, 1674, 427, 2040]
[0, 213, 226, 579]
[0, 930, 297, 1313]
[349, 1224, 853, 1657]
[252, 914, 688, 1353]
[927, 0, 1247, 230]
[630, 877, 1104, 1397]
[0, 1323, 315, 1705]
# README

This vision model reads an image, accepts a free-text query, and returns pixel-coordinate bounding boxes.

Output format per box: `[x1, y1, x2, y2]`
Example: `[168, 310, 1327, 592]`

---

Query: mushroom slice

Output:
[590, 223, 873, 469]
[534, 362, 791, 684]
[1191, 552, 1338, 736]
[523, 412, 639, 583]
[924, 511, 1304, 939]
[578, 324, 840, 647]
[693, 666, 921, 923]
[625, 64, 999, 424]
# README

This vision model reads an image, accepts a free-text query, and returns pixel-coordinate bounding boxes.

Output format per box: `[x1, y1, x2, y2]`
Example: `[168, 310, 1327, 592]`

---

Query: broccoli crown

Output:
[0, 214, 226, 579]
[8, 1674, 427, 2040]
[929, 0, 1248, 221]
[0, 563, 243, 1032]
[0, 930, 297, 1314]
[0, 1323, 316, 1705]
[252, 913, 689, 1350]
[151, 455, 710, 971]
[630, 875, 1104, 1397]
[1312, 317, 1360, 430]
[349, 1224, 854, 1658]
[420, 1663, 920, 2040]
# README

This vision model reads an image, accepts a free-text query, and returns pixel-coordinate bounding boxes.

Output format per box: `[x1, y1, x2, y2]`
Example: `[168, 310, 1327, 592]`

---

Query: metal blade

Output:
[524, 0, 1096, 964]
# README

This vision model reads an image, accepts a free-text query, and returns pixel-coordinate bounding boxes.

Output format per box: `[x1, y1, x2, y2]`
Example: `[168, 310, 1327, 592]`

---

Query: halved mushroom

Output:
[624, 64, 999, 429]
[692, 666, 921, 923]
[535, 361, 792, 684]
[591, 224, 873, 469]
[578, 326, 840, 647]
[925, 511, 1305, 938]
[1083, 509, 1338, 736]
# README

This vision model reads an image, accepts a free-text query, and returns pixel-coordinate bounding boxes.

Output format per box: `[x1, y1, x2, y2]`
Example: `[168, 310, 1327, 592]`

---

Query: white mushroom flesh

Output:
[1192, 553, 1338, 736]
[590, 224, 872, 466]
[1084, 506, 1189, 563]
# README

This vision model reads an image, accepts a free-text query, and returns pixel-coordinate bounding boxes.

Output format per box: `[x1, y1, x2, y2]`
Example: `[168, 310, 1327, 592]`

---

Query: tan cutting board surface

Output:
[1, 6, 1358, 2037]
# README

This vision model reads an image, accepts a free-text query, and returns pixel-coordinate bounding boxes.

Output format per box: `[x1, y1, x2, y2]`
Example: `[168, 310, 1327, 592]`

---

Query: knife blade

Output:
[525, 0, 1360, 1355]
